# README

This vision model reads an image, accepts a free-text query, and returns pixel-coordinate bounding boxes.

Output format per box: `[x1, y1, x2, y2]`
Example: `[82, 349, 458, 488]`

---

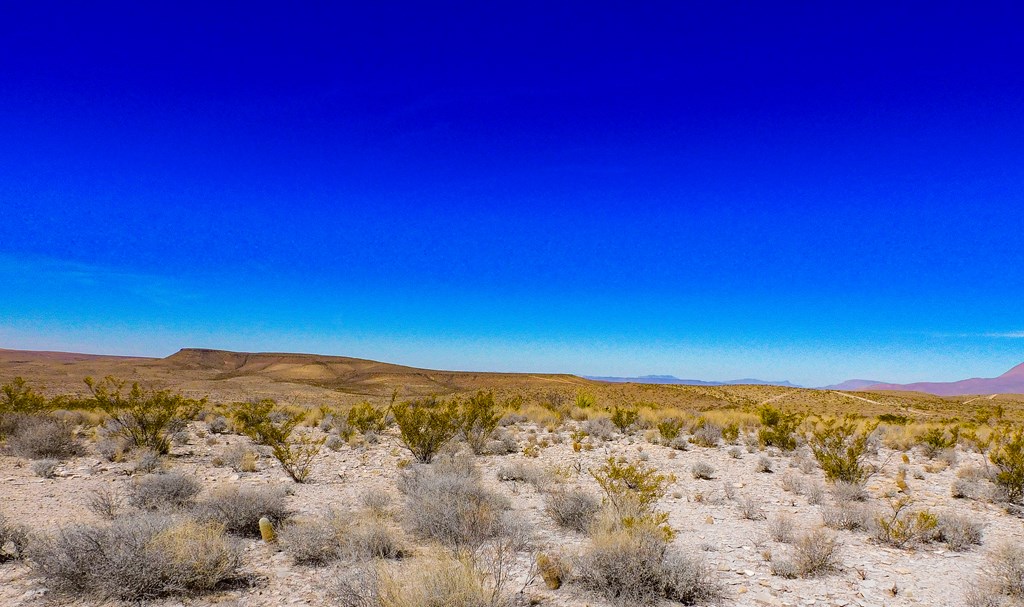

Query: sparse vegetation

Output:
[391, 397, 460, 463]
[231, 398, 325, 482]
[457, 390, 503, 453]
[808, 417, 877, 484]
[86, 376, 204, 455]
[195, 484, 290, 536]
[545, 487, 601, 533]
[758, 405, 801, 451]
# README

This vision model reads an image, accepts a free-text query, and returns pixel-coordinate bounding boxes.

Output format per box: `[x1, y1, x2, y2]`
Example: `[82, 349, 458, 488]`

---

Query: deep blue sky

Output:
[2, 2, 1023, 386]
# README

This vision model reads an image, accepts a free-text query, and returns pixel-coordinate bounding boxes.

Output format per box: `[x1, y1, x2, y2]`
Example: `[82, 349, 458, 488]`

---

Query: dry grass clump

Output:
[195, 484, 289, 536]
[29, 514, 241, 601]
[767, 512, 795, 543]
[398, 454, 514, 550]
[830, 480, 869, 502]
[821, 503, 871, 531]
[770, 528, 840, 578]
[129, 472, 203, 510]
[965, 543, 1024, 607]
[281, 510, 407, 566]
[496, 461, 548, 488]
[544, 487, 600, 533]
[5, 416, 83, 460]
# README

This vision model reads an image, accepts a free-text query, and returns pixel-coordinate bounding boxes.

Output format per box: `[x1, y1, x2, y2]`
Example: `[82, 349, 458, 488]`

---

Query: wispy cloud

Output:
[0, 254, 202, 306]
[982, 331, 1024, 339]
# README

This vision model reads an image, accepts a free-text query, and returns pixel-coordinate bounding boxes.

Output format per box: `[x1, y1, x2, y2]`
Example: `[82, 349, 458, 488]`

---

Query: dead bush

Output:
[398, 454, 514, 550]
[756, 456, 774, 473]
[496, 461, 548, 488]
[771, 528, 840, 578]
[691, 423, 722, 448]
[0, 512, 29, 562]
[195, 484, 290, 536]
[544, 487, 600, 533]
[29, 514, 241, 601]
[935, 512, 983, 551]
[830, 480, 868, 502]
[6, 416, 83, 460]
[129, 472, 202, 510]
[584, 418, 616, 441]
[768, 513, 795, 543]
[86, 487, 124, 520]
[738, 495, 765, 521]
[32, 458, 59, 478]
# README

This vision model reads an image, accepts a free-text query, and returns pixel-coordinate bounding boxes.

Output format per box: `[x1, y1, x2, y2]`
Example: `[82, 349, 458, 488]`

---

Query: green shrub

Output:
[991, 428, 1024, 502]
[918, 425, 959, 458]
[592, 457, 672, 538]
[391, 397, 460, 463]
[457, 390, 502, 454]
[721, 422, 740, 444]
[347, 401, 390, 434]
[1, 377, 48, 416]
[231, 399, 324, 482]
[656, 418, 684, 441]
[610, 406, 639, 433]
[86, 376, 204, 455]
[575, 390, 596, 409]
[877, 413, 910, 425]
[808, 417, 877, 484]
[758, 406, 801, 451]
[872, 497, 939, 548]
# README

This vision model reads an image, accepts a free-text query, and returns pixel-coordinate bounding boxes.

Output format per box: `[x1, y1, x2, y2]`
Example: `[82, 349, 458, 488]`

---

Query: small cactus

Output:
[259, 516, 276, 542]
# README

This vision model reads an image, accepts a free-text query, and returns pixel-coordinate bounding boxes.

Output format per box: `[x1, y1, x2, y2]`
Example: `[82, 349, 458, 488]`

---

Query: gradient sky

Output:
[2, 3, 1023, 386]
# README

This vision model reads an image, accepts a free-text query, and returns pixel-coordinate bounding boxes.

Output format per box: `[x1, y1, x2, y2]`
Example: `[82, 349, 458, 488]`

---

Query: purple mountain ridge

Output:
[861, 363, 1024, 396]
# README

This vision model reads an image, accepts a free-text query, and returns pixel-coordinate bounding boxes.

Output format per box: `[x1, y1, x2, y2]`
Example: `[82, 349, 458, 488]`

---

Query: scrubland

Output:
[3, 375, 1024, 607]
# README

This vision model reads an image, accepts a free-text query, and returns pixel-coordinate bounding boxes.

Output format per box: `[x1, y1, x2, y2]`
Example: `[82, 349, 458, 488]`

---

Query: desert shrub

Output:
[918, 425, 959, 458]
[805, 482, 825, 505]
[484, 429, 519, 455]
[768, 513, 795, 543]
[758, 406, 801, 451]
[398, 454, 513, 549]
[391, 397, 460, 463]
[97, 437, 128, 462]
[29, 514, 241, 601]
[822, 503, 871, 531]
[360, 489, 393, 518]
[32, 458, 59, 478]
[661, 551, 724, 605]
[657, 418, 685, 441]
[348, 401, 391, 435]
[6, 415, 83, 460]
[721, 423, 740, 444]
[593, 457, 672, 535]
[576, 523, 721, 606]
[728, 446, 742, 459]
[871, 497, 938, 548]
[496, 461, 547, 488]
[690, 422, 722, 448]
[780, 471, 802, 493]
[584, 417, 616, 441]
[231, 399, 324, 482]
[691, 461, 716, 480]
[830, 480, 869, 502]
[129, 472, 203, 510]
[0, 512, 29, 562]
[207, 415, 229, 434]
[771, 528, 840, 578]
[133, 449, 163, 474]
[736, 495, 764, 520]
[346, 553, 507, 607]
[195, 484, 290, 536]
[280, 514, 345, 565]
[610, 406, 639, 433]
[220, 444, 258, 472]
[808, 417, 877, 484]
[669, 435, 690, 451]
[878, 413, 910, 425]
[935, 512, 983, 551]
[756, 456, 774, 473]
[990, 428, 1024, 503]
[457, 390, 503, 454]
[545, 487, 600, 533]
[86, 376, 204, 455]
[988, 543, 1024, 599]
[0, 378, 50, 439]
[86, 487, 124, 520]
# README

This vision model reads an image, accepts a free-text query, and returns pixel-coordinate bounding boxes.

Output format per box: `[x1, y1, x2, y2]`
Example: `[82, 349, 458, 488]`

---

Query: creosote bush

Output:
[29, 514, 241, 601]
[457, 390, 503, 454]
[990, 428, 1024, 503]
[808, 417, 877, 484]
[657, 418, 684, 441]
[231, 399, 325, 482]
[758, 405, 801, 451]
[593, 457, 672, 537]
[86, 376, 204, 455]
[610, 406, 639, 433]
[871, 497, 938, 548]
[391, 397, 460, 463]
[347, 401, 391, 435]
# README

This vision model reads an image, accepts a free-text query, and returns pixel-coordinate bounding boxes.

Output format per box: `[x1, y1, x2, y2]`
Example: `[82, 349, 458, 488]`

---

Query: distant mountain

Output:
[821, 379, 887, 390]
[586, 375, 801, 388]
[862, 363, 1024, 396]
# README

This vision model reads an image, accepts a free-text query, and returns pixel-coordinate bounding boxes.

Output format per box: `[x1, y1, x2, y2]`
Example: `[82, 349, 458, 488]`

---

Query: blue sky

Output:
[2, 2, 1023, 386]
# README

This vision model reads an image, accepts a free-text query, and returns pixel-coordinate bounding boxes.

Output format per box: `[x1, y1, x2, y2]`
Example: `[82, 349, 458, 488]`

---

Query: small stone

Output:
[705, 515, 714, 524]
